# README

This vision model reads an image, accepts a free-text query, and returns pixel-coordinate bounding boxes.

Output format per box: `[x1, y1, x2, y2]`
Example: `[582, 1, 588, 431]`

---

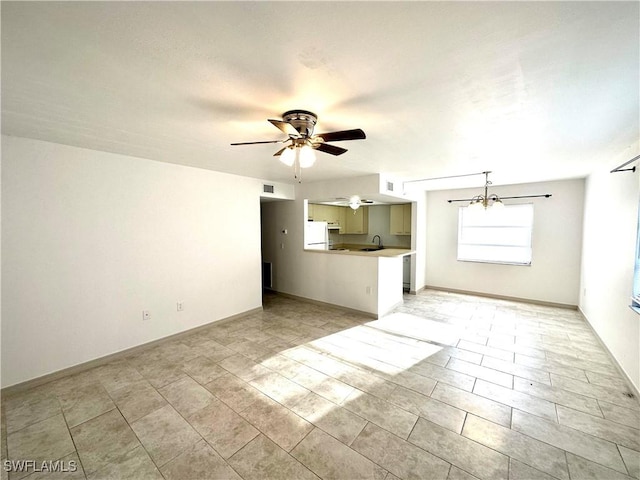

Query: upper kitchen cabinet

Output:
[390, 204, 412, 235]
[344, 206, 369, 234]
[312, 204, 342, 225]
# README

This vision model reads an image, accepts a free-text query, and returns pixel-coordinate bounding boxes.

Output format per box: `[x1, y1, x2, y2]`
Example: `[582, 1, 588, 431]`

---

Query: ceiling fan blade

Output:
[316, 143, 348, 156]
[230, 140, 285, 146]
[316, 129, 366, 142]
[268, 119, 299, 136]
[273, 147, 286, 156]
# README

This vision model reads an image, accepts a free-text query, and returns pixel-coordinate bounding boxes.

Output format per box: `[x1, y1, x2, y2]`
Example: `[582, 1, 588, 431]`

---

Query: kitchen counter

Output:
[305, 247, 413, 257]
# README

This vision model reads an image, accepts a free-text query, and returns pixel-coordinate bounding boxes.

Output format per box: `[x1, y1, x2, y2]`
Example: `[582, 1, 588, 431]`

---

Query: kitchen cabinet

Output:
[390, 204, 412, 235]
[344, 206, 369, 234]
[310, 204, 345, 228]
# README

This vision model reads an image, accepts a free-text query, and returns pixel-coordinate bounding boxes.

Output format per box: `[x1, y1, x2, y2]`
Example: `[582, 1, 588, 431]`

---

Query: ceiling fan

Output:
[230, 110, 366, 176]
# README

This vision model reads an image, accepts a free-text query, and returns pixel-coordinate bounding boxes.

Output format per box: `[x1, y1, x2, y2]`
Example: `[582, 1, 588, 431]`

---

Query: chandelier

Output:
[468, 171, 504, 211]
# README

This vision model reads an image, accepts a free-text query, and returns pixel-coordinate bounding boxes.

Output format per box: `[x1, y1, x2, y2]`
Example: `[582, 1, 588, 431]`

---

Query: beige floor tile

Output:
[130, 405, 201, 467]
[509, 459, 560, 480]
[240, 394, 313, 452]
[473, 380, 557, 421]
[462, 414, 569, 480]
[3, 291, 637, 480]
[87, 446, 162, 480]
[585, 370, 633, 390]
[431, 382, 512, 427]
[218, 354, 273, 382]
[389, 370, 438, 397]
[249, 372, 310, 408]
[70, 409, 139, 475]
[182, 355, 228, 385]
[289, 368, 355, 405]
[289, 392, 367, 445]
[447, 358, 513, 388]
[566, 452, 636, 480]
[341, 389, 418, 439]
[408, 418, 509, 480]
[6, 415, 75, 480]
[388, 385, 466, 433]
[57, 383, 115, 428]
[619, 446, 640, 479]
[291, 428, 387, 480]
[457, 340, 514, 362]
[135, 361, 187, 389]
[447, 466, 480, 480]
[94, 361, 144, 395]
[187, 399, 259, 459]
[512, 409, 627, 474]
[551, 375, 640, 410]
[598, 401, 640, 430]
[227, 434, 319, 480]
[513, 377, 602, 417]
[352, 422, 450, 480]
[556, 405, 640, 451]
[409, 361, 476, 392]
[160, 440, 241, 480]
[158, 376, 216, 418]
[3, 389, 61, 434]
[480, 356, 551, 385]
[204, 373, 266, 413]
[108, 380, 166, 423]
[514, 355, 589, 382]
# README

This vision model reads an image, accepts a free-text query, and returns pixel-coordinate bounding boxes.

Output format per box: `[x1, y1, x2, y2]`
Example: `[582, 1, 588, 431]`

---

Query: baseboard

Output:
[409, 285, 428, 296]
[424, 285, 578, 310]
[578, 307, 640, 399]
[273, 291, 377, 319]
[1, 306, 263, 397]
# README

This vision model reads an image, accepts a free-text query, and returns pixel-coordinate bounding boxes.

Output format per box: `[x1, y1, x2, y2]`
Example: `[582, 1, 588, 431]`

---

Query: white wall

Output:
[580, 157, 639, 391]
[2, 136, 263, 387]
[425, 178, 585, 305]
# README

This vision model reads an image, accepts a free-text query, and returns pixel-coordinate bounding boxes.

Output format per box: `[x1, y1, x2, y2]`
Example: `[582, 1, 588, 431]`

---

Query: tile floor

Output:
[2, 290, 639, 479]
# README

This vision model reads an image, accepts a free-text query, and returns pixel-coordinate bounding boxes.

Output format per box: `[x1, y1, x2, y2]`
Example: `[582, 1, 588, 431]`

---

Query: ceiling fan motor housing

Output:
[283, 110, 317, 137]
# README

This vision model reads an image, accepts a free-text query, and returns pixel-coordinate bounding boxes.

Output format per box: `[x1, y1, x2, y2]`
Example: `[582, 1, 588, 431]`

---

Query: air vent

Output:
[263, 184, 275, 194]
[387, 182, 394, 192]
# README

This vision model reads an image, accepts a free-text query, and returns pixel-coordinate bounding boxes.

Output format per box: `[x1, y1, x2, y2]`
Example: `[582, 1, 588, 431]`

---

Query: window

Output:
[458, 203, 533, 265]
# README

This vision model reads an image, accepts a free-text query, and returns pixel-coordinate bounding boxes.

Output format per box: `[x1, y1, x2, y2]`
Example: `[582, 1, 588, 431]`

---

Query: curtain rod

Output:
[610, 154, 639, 173]
[447, 194, 552, 203]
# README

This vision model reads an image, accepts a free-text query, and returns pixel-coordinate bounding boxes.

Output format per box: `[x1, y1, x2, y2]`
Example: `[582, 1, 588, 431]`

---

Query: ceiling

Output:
[2, 2, 638, 188]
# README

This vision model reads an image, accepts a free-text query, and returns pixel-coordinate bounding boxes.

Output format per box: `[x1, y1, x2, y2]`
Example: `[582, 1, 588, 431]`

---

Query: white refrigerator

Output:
[305, 221, 329, 250]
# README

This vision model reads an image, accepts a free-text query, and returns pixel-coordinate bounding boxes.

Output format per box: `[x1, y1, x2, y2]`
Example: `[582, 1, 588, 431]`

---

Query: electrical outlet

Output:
[142, 310, 151, 321]
[177, 302, 184, 312]
[366, 286, 371, 295]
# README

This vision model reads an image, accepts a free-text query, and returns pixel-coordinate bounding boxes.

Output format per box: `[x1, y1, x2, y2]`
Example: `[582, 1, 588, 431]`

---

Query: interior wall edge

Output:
[578, 307, 640, 398]
[1, 306, 263, 395]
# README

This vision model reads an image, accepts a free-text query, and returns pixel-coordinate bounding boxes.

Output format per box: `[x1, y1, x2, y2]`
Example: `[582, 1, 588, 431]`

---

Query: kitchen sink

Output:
[360, 247, 384, 252]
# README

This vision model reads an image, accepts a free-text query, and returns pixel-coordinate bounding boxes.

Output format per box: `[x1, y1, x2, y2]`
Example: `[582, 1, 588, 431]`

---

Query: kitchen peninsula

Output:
[303, 243, 414, 318]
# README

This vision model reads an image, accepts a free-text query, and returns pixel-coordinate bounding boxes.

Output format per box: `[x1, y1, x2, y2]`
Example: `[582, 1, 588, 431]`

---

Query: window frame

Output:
[457, 203, 534, 266]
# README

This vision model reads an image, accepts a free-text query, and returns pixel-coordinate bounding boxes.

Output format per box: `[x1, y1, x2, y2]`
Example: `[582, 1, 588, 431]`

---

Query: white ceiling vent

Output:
[263, 184, 275, 194]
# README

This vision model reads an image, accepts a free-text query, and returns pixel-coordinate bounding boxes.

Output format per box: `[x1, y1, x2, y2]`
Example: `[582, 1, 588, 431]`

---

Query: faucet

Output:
[372, 235, 382, 248]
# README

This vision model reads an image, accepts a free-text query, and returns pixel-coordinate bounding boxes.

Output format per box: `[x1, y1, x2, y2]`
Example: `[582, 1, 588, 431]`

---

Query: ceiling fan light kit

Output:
[231, 109, 365, 181]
